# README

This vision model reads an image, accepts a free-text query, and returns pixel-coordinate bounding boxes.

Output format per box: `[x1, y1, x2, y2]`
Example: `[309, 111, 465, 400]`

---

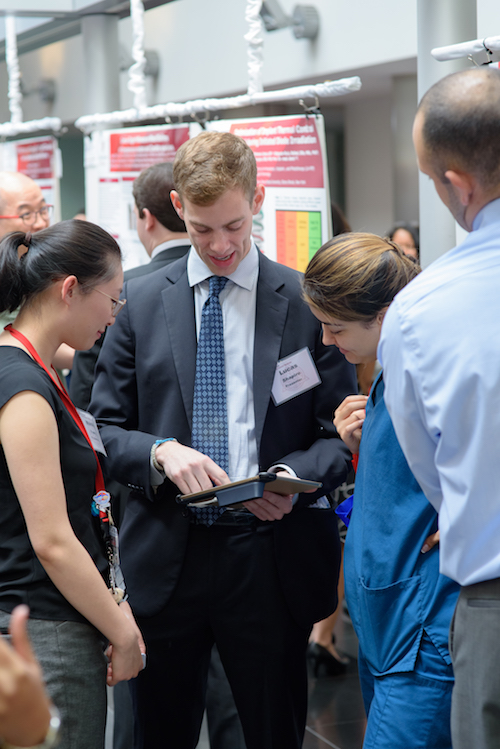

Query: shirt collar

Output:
[472, 196, 500, 232]
[187, 242, 259, 291]
[150, 238, 192, 260]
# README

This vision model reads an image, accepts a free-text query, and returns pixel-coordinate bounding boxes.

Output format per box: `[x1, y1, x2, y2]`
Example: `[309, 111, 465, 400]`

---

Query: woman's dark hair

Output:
[303, 232, 420, 323]
[0, 219, 121, 313]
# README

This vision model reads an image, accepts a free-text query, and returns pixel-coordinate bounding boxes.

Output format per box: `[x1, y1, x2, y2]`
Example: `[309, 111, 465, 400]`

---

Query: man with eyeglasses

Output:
[0, 173, 73, 372]
[0, 173, 52, 334]
[0, 171, 52, 238]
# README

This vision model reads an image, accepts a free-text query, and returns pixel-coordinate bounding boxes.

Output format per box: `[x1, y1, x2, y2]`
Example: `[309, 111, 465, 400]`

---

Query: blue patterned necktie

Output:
[191, 275, 229, 525]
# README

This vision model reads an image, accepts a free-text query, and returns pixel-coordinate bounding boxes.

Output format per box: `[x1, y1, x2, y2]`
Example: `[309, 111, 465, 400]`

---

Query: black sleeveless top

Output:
[0, 347, 108, 623]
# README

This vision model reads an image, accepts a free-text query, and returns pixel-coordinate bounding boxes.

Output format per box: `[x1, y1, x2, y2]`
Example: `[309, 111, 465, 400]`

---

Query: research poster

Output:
[0, 135, 62, 223]
[208, 114, 331, 271]
[84, 123, 199, 269]
[84, 115, 330, 272]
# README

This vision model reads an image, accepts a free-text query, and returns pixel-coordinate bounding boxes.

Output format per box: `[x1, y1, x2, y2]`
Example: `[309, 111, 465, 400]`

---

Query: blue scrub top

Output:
[344, 372, 459, 676]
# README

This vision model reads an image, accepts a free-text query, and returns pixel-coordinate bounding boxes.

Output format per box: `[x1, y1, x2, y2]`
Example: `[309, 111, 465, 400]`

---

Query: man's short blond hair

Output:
[173, 131, 257, 206]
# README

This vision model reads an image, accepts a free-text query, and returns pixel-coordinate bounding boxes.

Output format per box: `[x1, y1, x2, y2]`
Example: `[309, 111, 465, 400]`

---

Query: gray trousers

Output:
[450, 578, 500, 749]
[0, 612, 107, 749]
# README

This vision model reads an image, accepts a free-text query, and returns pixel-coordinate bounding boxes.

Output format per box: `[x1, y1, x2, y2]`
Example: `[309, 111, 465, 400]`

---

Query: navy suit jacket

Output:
[90, 252, 356, 627]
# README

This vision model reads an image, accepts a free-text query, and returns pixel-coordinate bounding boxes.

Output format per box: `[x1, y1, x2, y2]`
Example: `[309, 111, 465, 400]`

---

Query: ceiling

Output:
[0, 0, 176, 57]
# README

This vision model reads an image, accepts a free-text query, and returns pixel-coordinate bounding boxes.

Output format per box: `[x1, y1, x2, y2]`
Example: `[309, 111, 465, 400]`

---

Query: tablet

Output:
[176, 472, 322, 508]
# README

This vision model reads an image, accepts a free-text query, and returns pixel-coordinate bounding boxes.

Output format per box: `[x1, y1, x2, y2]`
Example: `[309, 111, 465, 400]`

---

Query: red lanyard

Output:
[5, 325, 106, 495]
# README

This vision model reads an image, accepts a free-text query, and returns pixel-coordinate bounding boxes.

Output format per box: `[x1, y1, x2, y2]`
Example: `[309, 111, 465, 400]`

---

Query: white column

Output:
[417, 0, 476, 267]
[81, 14, 120, 116]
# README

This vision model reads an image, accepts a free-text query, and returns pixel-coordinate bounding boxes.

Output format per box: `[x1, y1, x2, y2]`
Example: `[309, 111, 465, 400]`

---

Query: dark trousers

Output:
[113, 649, 245, 749]
[206, 645, 246, 749]
[130, 522, 309, 749]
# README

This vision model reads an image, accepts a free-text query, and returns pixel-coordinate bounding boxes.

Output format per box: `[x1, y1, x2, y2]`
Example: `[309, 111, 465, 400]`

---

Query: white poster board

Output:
[84, 124, 198, 270]
[0, 135, 62, 223]
[207, 114, 331, 271]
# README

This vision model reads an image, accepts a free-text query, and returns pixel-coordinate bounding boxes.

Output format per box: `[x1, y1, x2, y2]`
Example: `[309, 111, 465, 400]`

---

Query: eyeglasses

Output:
[93, 288, 127, 317]
[0, 205, 53, 226]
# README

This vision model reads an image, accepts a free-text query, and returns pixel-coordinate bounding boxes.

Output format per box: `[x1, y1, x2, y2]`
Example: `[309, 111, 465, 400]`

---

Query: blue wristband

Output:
[151, 438, 177, 472]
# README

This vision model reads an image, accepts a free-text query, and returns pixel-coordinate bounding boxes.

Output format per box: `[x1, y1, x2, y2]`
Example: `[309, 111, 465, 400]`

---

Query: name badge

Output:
[271, 347, 321, 406]
[77, 408, 107, 456]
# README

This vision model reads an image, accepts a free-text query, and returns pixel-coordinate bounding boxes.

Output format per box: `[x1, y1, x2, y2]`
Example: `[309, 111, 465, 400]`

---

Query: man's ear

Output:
[444, 170, 475, 206]
[142, 207, 156, 232]
[252, 184, 265, 215]
[170, 190, 184, 219]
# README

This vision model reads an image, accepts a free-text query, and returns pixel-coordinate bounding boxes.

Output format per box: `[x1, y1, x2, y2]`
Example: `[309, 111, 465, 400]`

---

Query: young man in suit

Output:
[90, 131, 356, 749]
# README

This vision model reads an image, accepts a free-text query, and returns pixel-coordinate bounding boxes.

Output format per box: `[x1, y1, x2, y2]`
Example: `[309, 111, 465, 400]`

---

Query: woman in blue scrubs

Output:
[303, 233, 459, 749]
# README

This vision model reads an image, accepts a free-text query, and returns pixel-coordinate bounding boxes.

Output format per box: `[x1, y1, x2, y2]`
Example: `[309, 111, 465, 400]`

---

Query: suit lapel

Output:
[161, 259, 197, 425]
[254, 254, 289, 453]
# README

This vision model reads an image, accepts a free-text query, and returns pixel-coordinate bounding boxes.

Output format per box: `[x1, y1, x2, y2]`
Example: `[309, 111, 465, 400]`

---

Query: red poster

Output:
[230, 117, 324, 189]
[109, 126, 190, 172]
[16, 137, 55, 180]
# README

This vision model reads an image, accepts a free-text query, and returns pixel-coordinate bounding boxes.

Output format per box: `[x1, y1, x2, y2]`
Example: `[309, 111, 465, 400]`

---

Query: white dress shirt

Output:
[379, 197, 500, 586]
[188, 243, 259, 482]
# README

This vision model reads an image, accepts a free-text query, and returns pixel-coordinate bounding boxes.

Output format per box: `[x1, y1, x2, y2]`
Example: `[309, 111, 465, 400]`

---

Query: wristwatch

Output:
[1, 705, 61, 749]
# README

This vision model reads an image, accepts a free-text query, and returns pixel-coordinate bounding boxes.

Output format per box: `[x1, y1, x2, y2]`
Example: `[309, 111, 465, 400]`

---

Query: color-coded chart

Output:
[276, 210, 322, 272]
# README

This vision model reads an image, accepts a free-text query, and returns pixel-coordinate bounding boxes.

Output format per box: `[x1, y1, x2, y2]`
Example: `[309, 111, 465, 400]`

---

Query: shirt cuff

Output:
[268, 463, 297, 477]
[268, 465, 329, 509]
[150, 459, 165, 487]
[268, 464, 298, 504]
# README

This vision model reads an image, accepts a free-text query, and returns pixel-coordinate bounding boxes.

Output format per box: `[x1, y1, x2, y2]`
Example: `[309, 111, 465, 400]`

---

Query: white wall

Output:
[0, 33, 85, 123]
[121, 0, 418, 106]
[345, 95, 394, 235]
[392, 74, 419, 224]
[0, 0, 419, 123]
[477, 0, 500, 35]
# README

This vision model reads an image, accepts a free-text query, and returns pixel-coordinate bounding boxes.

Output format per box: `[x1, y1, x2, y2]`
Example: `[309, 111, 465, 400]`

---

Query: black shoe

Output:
[307, 642, 348, 677]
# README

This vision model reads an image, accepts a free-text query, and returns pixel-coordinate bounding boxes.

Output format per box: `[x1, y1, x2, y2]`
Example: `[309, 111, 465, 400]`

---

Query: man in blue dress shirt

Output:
[379, 67, 500, 749]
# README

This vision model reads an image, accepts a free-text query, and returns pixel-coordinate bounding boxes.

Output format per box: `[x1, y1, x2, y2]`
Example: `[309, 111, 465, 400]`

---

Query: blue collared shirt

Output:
[379, 197, 500, 586]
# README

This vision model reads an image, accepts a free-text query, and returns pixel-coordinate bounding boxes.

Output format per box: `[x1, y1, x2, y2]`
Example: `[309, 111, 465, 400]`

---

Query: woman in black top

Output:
[0, 221, 143, 748]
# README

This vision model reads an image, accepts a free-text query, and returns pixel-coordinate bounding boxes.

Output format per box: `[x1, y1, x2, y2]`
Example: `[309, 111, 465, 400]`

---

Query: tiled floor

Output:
[303, 662, 365, 748]
[196, 612, 366, 749]
[303, 613, 365, 749]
